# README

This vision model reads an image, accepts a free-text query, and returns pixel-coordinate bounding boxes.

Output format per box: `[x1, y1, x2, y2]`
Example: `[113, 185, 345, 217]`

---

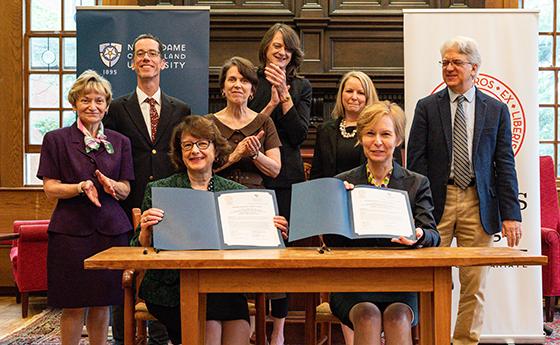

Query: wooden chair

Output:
[122, 207, 156, 345]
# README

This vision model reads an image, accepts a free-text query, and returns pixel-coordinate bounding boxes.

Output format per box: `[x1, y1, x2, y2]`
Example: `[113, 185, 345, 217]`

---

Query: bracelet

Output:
[251, 151, 259, 160]
[77, 181, 84, 195]
[280, 94, 291, 103]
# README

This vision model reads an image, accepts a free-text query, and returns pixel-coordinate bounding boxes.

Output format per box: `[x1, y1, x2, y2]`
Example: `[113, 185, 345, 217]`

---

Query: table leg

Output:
[256, 293, 266, 345]
[433, 267, 452, 345]
[181, 270, 206, 345]
[304, 293, 317, 345]
[419, 291, 433, 345]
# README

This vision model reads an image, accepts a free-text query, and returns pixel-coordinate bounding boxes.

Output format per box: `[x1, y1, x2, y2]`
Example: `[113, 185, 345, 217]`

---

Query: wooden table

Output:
[85, 246, 545, 345]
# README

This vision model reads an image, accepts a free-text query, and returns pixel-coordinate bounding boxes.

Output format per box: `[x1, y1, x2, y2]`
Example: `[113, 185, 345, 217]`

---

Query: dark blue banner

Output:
[76, 7, 209, 113]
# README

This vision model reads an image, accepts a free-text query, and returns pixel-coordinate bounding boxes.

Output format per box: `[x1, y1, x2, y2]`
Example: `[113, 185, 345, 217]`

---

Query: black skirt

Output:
[47, 231, 128, 308]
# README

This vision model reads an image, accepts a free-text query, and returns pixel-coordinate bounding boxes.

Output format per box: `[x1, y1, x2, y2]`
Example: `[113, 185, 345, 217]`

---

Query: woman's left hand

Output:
[264, 63, 290, 99]
[95, 170, 118, 200]
[391, 227, 424, 246]
[273, 215, 289, 239]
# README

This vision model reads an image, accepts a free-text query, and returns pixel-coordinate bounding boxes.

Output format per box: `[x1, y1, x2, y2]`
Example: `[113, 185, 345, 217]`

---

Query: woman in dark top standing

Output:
[310, 71, 378, 179]
[248, 23, 312, 345]
[325, 101, 440, 345]
[37, 70, 134, 345]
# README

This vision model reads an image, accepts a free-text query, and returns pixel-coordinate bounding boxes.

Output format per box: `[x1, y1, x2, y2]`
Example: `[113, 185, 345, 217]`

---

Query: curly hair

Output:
[169, 116, 232, 172]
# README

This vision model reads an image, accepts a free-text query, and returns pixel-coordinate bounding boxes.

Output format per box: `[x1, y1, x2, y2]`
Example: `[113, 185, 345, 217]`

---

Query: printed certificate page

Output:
[350, 186, 415, 238]
[217, 191, 281, 247]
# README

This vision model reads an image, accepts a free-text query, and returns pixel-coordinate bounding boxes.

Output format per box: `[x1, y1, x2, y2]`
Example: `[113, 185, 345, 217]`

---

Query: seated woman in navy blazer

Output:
[325, 101, 440, 345]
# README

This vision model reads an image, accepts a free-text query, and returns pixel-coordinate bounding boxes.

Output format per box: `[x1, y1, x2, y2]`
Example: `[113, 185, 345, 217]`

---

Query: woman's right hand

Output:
[140, 208, 164, 233]
[81, 180, 101, 207]
[231, 131, 265, 161]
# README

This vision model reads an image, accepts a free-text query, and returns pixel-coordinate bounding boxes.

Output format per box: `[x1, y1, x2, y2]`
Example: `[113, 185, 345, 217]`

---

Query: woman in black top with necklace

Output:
[310, 71, 379, 179]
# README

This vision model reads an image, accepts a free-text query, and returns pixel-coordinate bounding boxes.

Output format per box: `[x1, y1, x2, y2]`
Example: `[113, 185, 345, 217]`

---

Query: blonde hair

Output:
[68, 70, 112, 106]
[332, 71, 378, 119]
[357, 101, 405, 146]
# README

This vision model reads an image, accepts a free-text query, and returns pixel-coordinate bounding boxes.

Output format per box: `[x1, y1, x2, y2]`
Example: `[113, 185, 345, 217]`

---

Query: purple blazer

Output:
[37, 123, 134, 236]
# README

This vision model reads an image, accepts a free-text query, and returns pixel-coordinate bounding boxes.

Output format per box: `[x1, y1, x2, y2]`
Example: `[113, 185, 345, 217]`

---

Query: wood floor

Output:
[0, 294, 49, 338]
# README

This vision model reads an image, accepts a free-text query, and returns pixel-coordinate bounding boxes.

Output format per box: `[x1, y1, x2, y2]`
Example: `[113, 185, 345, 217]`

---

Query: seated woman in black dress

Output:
[131, 116, 288, 345]
[325, 101, 440, 345]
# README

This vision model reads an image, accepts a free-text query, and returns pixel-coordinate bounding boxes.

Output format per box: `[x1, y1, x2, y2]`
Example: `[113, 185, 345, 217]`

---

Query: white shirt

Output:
[136, 87, 162, 139]
[448, 86, 476, 179]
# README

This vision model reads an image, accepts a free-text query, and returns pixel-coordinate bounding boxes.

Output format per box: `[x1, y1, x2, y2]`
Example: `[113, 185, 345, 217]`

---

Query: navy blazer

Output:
[324, 162, 440, 248]
[407, 87, 521, 235]
[104, 91, 191, 212]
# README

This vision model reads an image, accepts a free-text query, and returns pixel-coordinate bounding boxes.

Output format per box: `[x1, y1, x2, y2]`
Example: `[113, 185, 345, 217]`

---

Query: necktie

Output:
[452, 95, 471, 189]
[146, 98, 159, 143]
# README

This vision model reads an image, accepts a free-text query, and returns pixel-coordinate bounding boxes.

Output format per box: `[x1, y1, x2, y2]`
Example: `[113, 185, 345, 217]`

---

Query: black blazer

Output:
[310, 117, 365, 179]
[104, 91, 191, 213]
[407, 87, 521, 235]
[249, 70, 312, 188]
[325, 162, 440, 248]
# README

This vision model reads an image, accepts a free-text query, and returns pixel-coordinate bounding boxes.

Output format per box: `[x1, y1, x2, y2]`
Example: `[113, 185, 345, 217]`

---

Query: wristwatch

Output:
[77, 181, 85, 195]
[251, 152, 259, 160]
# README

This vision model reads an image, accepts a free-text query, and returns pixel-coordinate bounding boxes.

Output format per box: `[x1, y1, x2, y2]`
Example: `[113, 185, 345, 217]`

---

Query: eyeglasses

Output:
[134, 50, 161, 58]
[439, 59, 472, 68]
[181, 140, 212, 151]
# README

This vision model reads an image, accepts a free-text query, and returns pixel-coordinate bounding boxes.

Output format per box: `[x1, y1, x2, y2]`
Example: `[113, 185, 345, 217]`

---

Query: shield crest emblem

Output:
[99, 43, 122, 68]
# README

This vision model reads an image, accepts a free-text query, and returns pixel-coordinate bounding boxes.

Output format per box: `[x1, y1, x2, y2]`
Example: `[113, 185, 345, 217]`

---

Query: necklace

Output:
[207, 175, 215, 192]
[339, 119, 357, 138]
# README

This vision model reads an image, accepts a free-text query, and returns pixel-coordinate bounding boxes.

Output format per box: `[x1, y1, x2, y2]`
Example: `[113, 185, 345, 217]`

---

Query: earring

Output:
[249, 94, 254, 101]
[221, 90, 225, 98]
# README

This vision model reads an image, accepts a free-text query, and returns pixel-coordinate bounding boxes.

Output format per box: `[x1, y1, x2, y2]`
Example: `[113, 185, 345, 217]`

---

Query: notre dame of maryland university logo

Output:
[99, 43, 122, 68]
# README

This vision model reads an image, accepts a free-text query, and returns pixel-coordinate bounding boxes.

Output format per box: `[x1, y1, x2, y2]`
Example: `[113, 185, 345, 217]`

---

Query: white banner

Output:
[404, 9, 542, 343]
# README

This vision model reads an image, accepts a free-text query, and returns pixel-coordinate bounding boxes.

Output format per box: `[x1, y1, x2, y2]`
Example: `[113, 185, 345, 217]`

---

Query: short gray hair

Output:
[440, 36, 482, 69]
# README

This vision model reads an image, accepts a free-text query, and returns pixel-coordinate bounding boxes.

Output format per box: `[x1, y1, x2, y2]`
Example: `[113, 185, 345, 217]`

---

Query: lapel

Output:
[328, 119, 340, 165]
[436, 88, 453, 159]
[472, 87, 487, 159]
[154, 92, 175, 145]
[123, 91, 151, 143]
[387, 162, 405, 190]
[70, 123, 88, 157]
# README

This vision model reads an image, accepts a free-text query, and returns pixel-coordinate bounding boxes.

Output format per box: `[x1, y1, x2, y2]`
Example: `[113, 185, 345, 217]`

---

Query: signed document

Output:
[152, 187, 284, 250]
[289, 178, 415, 242]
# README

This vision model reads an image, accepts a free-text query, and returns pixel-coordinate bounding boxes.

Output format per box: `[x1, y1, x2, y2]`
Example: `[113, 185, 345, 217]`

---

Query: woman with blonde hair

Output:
[310, 71, 378, 179]
[325, 101, 440, 345]
[38, 70, 134, 345]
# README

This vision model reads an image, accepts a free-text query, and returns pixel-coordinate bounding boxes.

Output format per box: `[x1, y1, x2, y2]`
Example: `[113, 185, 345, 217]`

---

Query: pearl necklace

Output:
[339, 119, 357, 138]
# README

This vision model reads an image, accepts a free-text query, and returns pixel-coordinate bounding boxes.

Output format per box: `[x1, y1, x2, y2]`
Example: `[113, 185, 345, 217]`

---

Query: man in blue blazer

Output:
[407, 36, 522, 345]
[104, 33, 190, 345]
